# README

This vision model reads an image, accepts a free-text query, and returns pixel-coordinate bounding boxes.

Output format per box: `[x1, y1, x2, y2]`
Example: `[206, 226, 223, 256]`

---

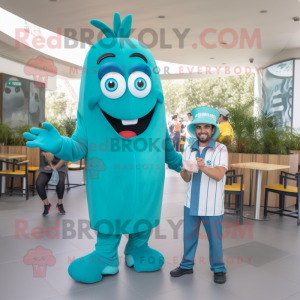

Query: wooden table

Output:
[230, 162, 290, 220]
[0, 153, 27, 194]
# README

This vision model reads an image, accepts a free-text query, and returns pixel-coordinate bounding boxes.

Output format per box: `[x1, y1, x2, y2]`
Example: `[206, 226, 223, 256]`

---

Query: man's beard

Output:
[197, 133, 211, 143]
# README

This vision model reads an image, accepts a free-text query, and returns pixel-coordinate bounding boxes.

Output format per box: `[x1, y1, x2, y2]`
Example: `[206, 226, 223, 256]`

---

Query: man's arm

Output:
[180, 167, 192, 182]
[53, 159, 66, 170]
[196, 145, 228, 181]
[197, 160, 227, 182]
[169, 124, 174, 138]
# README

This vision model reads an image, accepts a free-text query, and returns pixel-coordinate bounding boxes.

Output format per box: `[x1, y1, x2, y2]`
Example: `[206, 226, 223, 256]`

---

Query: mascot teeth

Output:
[122, 119, 138, 125]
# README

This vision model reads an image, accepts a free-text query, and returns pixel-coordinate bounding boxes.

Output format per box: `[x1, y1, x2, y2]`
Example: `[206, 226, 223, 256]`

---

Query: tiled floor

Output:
[0, 168, 300, 300]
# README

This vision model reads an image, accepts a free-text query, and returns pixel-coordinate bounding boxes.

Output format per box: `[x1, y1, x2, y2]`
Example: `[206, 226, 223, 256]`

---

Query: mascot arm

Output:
[52, 111, 88, 162]
[165, 128, 182, 173]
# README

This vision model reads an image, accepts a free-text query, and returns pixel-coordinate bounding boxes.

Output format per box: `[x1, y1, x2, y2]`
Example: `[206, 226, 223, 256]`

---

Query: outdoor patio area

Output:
[0, 169, 300, 300]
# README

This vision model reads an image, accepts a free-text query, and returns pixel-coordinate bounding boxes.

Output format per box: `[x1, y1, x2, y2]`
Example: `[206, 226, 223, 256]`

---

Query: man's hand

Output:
[180, 166, 192, 182]
[180, 166, 193, 175]
[196, 158, 205, 171]
[44, 165, 52, 171]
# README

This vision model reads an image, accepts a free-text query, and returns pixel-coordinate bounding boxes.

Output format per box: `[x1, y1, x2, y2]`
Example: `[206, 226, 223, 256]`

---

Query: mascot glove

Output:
[23, 122, 63, 154]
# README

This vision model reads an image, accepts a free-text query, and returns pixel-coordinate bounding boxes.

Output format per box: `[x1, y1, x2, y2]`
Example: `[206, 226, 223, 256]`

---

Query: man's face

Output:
[218, 115, 223, 124]
[187, 115, 193, 122]
[173, 117, 177, 122]
[195, 123, 215, 143]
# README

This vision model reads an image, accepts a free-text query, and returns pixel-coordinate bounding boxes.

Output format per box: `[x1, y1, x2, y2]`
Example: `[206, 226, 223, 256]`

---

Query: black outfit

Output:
[180, 124, 186, 149]
[170, 267, 226, 284]
[36, 172, 66, 200]
[36, 151, 67, 201]
[180, 124, 186, 134]
[169, 123, 181, 152]
[38, 151, 68, 174]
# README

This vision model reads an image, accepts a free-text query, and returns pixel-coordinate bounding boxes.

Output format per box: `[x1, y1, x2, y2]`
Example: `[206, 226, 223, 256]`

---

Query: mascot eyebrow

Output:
[97, 52, 148, 65]
[97, 53, 116, 64]
[130, 53, 148, 63]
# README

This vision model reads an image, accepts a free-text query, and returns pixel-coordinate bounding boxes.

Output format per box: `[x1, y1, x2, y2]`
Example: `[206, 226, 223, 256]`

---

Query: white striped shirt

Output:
[183, 139, 228, 216]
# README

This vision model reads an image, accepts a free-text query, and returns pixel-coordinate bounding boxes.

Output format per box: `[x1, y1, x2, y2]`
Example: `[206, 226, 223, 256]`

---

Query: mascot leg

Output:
[124, 229, 164, 272]
[68, 232, 121, 283]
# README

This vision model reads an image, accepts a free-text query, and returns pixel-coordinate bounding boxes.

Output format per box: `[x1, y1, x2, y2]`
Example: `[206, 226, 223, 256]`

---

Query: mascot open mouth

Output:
[101, 105, 156, 138]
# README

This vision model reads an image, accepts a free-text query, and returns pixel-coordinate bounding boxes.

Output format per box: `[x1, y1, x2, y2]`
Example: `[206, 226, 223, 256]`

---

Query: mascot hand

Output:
[23, 122, 63, 153]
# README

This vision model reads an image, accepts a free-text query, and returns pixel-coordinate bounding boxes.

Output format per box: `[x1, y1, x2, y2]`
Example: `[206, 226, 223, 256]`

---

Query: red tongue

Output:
[119, 131, 137, 138]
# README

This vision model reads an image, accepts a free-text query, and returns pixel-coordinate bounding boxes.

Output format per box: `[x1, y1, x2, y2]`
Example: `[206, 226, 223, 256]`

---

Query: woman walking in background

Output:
[36, 151, 68, 216]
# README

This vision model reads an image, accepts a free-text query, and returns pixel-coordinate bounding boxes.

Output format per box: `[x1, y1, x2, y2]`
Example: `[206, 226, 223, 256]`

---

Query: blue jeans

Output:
[180, 206, 227, 273]
[172, 132, 181, 152]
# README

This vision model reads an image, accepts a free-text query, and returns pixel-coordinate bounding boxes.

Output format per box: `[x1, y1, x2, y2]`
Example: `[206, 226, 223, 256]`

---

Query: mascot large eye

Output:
[128, 71, 151, 98]
[100, 73, 126, 99]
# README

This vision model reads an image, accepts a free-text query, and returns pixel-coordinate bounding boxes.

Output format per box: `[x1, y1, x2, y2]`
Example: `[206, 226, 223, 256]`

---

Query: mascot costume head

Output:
[24, 12, 182, 283]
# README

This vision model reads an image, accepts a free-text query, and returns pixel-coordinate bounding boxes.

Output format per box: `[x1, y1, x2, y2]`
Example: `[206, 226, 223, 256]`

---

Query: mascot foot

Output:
[68, 251, 119, 283]
[125, 245, 164, 272]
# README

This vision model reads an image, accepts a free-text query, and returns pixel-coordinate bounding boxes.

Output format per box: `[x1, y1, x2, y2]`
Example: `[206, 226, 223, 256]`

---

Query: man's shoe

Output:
[56, 204, 66, 215]
[170, 267, 193, 277]
[43, 203, 52, 216]
[214, 272, 226, 284]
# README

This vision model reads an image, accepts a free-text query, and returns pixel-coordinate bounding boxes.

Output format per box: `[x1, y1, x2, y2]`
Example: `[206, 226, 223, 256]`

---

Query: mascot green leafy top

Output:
[24, 12, 182, 283]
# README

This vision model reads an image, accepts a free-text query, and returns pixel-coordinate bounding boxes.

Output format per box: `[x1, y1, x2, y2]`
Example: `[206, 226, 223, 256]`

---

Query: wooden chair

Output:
[66, 159, 86, 191]
[264, 171, 300, 225]
[225, 169, 236, 206]
[224, 173, 244, 225]
[0, 160, 29, 200]
[13, 159, 39, 196]
[28, 167, 40, 196]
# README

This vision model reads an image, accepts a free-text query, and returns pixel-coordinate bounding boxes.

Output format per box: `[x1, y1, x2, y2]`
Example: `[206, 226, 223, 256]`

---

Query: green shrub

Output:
[60, 117, 77, 137]
[0, 119, 71, 146]
[218, 98, 300, 154]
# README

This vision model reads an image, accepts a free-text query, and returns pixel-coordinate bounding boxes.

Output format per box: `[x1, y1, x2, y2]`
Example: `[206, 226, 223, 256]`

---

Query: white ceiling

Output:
[0, 0, 300, 76]
[0, 33, 81, 79]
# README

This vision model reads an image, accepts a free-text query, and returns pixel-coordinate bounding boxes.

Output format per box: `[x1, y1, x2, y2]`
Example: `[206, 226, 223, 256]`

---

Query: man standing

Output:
[170, 106, 228, 284]
[218, 108, 233, 142]
[179, 117, 185, 134]
[169, 115, 181, 152]
[187, 112, 193, 122]
[178, 117, 186, 152]
[184, 112, 195, 149]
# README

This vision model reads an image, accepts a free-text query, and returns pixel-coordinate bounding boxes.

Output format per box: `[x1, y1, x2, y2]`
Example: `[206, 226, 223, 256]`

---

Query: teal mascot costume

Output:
[24, 13, 182, 283]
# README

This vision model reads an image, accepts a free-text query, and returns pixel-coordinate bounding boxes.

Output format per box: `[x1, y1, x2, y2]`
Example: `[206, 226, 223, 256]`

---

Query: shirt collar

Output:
[191, 138, 216, 151]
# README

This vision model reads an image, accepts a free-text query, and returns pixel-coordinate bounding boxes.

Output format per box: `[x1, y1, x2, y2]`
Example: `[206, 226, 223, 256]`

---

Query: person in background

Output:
[179, 117, 186, 152]
[179, 117, 186, 137]
[36, 150, 68, 216]
[169, 115, 181, 151]
[218, 108, 233, 142]
[179, 117, 185, 133]
[184, 112, 195, 149]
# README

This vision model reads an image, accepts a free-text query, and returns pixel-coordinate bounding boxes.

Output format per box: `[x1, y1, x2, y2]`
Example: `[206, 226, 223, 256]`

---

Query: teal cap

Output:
[187, 106, 220, 139]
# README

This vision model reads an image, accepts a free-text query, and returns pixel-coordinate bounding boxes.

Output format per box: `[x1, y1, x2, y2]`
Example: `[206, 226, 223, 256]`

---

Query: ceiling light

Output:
[158, 16, 165, 18]
[293, 17, 300, 22]
[260, 10, 268, 13]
